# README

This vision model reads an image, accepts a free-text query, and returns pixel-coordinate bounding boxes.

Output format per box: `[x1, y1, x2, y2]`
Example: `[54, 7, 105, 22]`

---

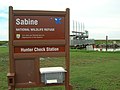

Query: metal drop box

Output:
[40, 67, 66, 84]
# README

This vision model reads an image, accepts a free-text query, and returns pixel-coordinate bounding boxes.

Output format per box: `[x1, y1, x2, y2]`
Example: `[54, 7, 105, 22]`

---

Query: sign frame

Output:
[7, 6, 72, 90]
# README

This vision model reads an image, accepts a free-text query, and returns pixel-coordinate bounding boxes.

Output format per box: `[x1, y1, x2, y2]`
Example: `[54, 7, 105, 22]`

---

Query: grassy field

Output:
[0, 47, 120, 90]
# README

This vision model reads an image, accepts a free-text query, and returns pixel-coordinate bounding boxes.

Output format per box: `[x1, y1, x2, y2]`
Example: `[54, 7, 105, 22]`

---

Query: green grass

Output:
[0, 47, 120, 90]
[0, 47, 9, 90]
[70, 50, 120, 90]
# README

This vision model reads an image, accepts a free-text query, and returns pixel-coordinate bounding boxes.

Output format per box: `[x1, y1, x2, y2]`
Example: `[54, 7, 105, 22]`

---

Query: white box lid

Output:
[40, 67, 67, 74]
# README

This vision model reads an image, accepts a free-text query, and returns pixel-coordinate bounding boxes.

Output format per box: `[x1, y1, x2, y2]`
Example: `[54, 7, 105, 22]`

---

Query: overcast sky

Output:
[0, 0, 120, 40]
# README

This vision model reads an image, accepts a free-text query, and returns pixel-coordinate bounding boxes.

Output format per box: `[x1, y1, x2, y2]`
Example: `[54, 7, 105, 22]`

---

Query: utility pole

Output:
[106, 36, 108, 51]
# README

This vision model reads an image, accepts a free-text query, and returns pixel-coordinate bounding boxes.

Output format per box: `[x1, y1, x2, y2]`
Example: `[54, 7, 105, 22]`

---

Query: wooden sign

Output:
[14, 16, 65, 40]
[14, 46, 65, 53]
[7, 6, 72, 90]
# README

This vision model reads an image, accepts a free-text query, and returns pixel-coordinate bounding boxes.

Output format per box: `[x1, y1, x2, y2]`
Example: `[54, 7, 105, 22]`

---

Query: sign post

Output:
[7, 6, 72, 90]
